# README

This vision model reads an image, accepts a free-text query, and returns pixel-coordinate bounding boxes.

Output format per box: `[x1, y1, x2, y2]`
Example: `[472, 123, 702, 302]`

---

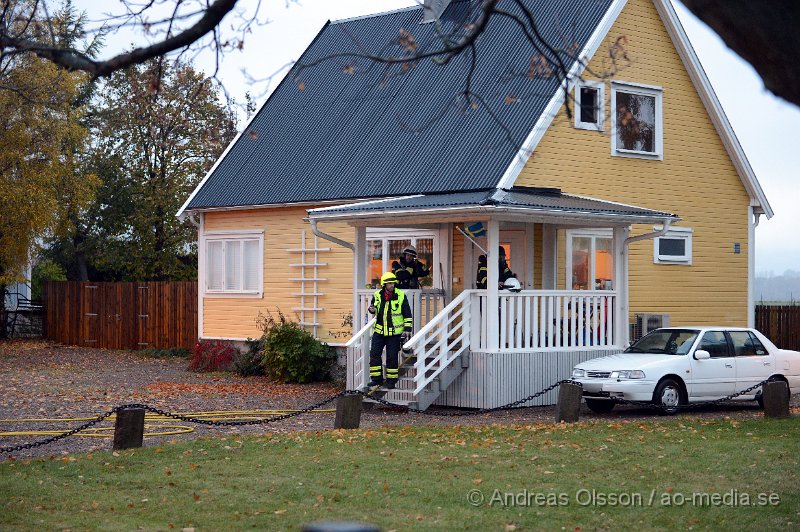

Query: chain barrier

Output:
[0, 391, 349, 454]
[607, 379, 772, 412]
[0, 379, 781, 453]
[350, 379, 581, 416]
[1, 408, 118, 454]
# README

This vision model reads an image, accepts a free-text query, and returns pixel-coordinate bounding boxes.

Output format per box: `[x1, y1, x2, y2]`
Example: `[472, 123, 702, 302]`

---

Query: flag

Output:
[463, 222, 486, 238]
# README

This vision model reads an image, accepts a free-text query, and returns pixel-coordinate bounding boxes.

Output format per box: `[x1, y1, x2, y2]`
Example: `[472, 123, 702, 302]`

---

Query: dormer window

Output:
[574, 80, 604, 131]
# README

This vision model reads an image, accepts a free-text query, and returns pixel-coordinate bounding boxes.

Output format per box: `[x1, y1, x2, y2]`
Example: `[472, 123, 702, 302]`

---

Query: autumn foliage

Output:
[188, 340, 235, 372]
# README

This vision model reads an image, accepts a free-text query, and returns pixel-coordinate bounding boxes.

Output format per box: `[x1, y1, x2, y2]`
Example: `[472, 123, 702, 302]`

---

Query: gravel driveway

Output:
[1, 340, 796, 461]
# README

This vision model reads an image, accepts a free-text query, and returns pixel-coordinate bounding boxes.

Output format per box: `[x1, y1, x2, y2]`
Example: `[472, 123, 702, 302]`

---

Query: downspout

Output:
[309, 218, 354, 250]
[748, 207, 762, 328]
[178, 211, 204, 339]
[183, 212, 201, 229]
[617, 218, 673, 347]
[623, 218, 673, 246]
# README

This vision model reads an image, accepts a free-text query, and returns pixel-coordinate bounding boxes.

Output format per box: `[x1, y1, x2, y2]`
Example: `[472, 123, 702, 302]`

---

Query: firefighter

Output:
[367, 272, 413, 389]
[391, 245, 430, 289]
[476, 246, 516, 289]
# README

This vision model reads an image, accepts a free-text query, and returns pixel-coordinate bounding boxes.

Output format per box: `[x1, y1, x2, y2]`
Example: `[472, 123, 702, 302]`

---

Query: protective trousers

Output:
[369, 334, 401, 384]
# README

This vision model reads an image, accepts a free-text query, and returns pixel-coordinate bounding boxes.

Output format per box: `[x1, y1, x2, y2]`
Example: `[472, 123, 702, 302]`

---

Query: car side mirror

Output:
[694, 349, 710, 360]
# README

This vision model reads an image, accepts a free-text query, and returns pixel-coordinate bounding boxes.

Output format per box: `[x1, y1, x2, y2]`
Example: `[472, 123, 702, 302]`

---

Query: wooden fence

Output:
[43, 281, 197, 350]
[755, 304, 800, 351]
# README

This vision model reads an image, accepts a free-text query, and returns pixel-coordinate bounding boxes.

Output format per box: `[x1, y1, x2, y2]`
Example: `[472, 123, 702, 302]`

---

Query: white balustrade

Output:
[345, 317, 375, 390]
[356, 289, 447, 332]
[471, 290, 616, 351]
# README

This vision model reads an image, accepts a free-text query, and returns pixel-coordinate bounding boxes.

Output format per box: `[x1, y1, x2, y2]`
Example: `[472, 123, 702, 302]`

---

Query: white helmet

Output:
[503, 278, 521, 292]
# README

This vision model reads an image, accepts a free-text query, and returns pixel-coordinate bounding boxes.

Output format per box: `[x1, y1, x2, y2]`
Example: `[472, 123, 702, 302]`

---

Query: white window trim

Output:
[653, 226, 692, 265]
[611, 80, 663, 160]
[574, 79, 604, 131]
[366, 228, 440, 288]
[566, 228, 614, 291]
[202, 230, 264, 298]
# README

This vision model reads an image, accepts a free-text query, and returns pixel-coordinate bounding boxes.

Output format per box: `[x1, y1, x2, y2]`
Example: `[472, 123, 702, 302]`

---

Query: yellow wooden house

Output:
[178, 0, 772, 409]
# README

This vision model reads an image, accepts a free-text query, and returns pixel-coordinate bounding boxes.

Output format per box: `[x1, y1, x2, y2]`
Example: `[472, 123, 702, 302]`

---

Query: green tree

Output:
[70, 60, 237, 280]
[0, 53, 96, 336]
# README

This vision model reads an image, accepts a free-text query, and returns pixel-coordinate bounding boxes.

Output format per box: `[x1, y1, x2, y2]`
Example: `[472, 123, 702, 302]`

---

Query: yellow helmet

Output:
[380, 272, 398, 285]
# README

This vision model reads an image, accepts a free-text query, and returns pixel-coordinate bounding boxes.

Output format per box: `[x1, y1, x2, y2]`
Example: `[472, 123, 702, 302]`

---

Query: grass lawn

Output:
[1, 417, 798, 530]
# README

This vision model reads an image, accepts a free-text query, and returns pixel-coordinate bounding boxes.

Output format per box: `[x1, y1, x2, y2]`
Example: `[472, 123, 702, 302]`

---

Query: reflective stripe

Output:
[372, 289, 408, 336]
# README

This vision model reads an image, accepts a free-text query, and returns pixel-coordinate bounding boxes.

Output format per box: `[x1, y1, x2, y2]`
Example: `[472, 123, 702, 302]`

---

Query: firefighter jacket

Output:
[476, 255, 515, 289]
[372, 288, 413, 336]
[391, 256, 430, 289]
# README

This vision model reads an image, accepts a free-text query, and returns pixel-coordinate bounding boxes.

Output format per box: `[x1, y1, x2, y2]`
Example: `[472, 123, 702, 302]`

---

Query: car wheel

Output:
[653, 378, 685, 415]
[585, 399, 615, 413]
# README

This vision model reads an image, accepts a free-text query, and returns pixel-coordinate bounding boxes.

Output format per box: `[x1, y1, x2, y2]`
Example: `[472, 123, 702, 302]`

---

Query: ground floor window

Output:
[566, 229, 613, 290]
[367, 229, 437, 288]
[204, 231, 263, 295]
[653, 226, 692, 264]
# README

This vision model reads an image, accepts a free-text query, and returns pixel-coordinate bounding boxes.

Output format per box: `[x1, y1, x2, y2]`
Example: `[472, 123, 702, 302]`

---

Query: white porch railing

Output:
[345, 317, 375, 391]
[348, 289, 617, 393]
[471, 290, 616, 351]
[402, 291, 472, 395]
[356, 289, 447, 332]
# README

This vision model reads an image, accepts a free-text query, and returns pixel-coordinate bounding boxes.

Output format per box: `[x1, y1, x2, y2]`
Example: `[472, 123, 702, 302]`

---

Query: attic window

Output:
[574, 80, 604, 131]
[611, 81, 663, 160]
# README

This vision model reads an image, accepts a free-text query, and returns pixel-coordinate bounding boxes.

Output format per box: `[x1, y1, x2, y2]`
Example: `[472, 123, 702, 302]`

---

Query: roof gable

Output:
[182, 0, 615, 212]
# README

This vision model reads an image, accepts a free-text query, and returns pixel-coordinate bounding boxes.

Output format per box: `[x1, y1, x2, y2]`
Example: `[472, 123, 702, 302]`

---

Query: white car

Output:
[571, 327, 800, 414]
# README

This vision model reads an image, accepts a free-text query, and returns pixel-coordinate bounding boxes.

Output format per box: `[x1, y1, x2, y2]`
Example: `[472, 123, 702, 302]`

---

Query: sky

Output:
[76, 0, 799, 275]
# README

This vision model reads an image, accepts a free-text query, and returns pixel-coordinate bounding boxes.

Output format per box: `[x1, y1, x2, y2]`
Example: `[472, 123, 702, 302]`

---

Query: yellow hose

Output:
[0, 409, 336, 439]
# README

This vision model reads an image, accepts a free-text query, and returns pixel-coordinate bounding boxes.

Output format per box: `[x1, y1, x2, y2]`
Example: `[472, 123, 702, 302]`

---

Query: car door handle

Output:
[725, 363, 733, 368]
[763, 361, 771, 366]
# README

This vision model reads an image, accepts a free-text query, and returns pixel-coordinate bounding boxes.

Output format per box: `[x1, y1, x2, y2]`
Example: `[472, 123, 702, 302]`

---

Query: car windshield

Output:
[624, 329, 699, 355]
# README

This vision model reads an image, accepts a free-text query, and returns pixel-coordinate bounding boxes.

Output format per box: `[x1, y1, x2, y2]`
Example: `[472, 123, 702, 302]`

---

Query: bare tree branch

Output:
[0, 0, 239, 78]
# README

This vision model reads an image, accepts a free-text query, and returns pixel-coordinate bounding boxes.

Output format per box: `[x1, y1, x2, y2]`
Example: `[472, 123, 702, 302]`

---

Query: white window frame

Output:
[566, 229, 614, 291]
[574, 79, 604, 131]
[366, 228, 440, 288]
[611, 81, 663, 160]
[203, 230, 264, 297]
[653, 226, 692, 265]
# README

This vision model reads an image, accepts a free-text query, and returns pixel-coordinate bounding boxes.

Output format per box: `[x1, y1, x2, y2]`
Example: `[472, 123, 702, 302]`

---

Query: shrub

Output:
[139, 347, 190, 358]
[232, 338, 266, 377]
[258, 311, 335, 383]
[188, 340, 235, 372]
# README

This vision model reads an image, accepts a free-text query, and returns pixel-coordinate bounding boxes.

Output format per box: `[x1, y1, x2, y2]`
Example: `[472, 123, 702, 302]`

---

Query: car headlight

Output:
[571, 368, 586, 379]
[610, 370, 646, 379]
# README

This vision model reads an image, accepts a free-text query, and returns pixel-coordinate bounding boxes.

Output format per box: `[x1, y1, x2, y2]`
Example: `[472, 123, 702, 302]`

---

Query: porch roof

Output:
[307, 187, 679, 226]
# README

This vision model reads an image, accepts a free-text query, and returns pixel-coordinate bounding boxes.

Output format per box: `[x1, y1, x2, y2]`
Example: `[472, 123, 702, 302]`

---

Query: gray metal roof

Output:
[308, 187, 679, 222]
[184, 0, 615, 211]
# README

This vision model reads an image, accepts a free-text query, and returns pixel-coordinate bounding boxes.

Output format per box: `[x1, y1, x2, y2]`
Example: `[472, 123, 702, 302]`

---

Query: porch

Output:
[346, 289, 619, 409]
[309, 187, 679, 410]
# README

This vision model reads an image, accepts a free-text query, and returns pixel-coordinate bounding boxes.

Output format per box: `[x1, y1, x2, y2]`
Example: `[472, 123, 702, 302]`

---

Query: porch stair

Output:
[375, 351, 470, 410]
